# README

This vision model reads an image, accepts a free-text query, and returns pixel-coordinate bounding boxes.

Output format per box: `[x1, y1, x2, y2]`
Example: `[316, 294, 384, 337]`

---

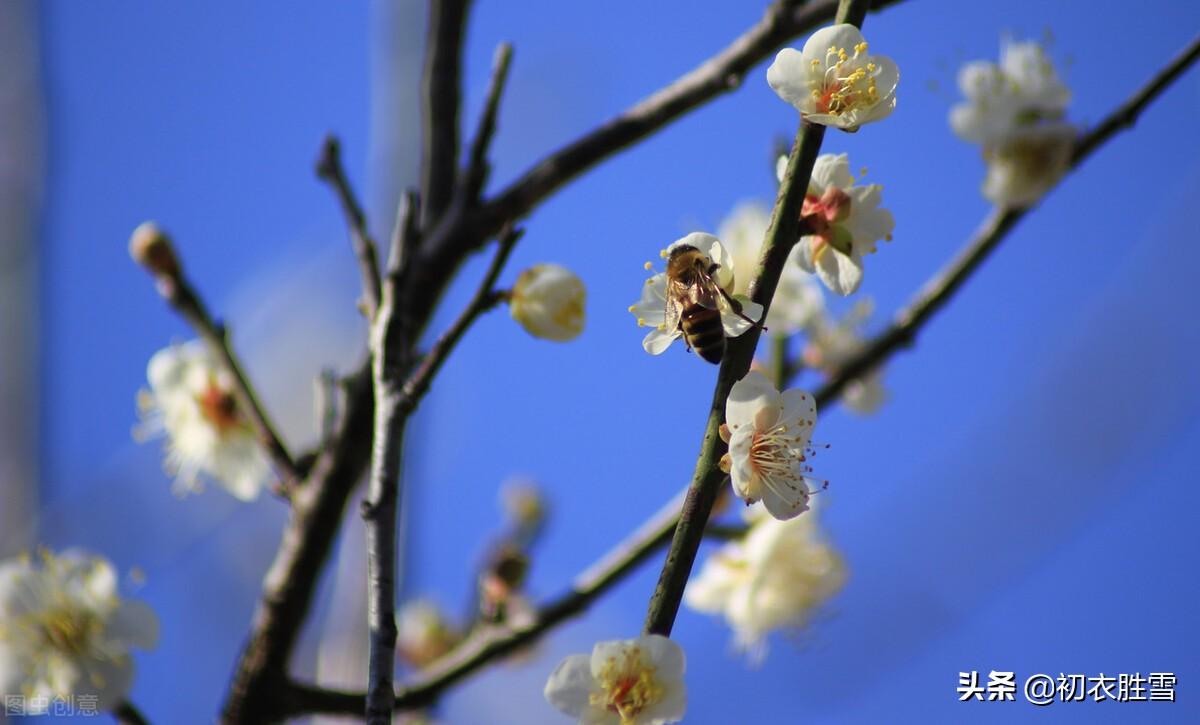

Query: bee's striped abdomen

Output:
[681, 306, 724, 364]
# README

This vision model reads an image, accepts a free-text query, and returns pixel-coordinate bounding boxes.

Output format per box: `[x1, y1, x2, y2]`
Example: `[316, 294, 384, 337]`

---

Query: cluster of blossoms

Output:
[0, 550, 158, 713]
[544, 634, 686, 725]
[686, 502, 846, 659]
[137, 341, 273, 501]
[950, 39, 1075, 206]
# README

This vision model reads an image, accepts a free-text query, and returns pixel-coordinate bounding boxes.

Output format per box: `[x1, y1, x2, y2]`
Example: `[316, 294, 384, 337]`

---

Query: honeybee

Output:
[664, 244, 760, 364]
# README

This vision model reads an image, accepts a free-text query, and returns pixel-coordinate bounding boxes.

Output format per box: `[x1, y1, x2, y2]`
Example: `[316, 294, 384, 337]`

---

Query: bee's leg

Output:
[717, 287, 767, 331]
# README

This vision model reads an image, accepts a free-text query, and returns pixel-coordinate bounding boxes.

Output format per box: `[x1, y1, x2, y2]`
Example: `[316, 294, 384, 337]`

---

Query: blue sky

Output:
[27, 0, 1200, 722]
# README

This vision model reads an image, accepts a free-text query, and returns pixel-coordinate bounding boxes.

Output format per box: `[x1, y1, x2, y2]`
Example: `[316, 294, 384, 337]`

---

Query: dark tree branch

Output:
[420, 0, 472, 227]
[220, 361, 374, 724]
[363, 211, 518, 721]
[361, 193, 423, 723]
[814, 31, 1200, 409]
[113, 700, 150, 725]
[316, 135, 383, 319]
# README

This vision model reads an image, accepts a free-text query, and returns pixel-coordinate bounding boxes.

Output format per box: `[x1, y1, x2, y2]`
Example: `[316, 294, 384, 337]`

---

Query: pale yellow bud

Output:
[509, 264, 586, 342]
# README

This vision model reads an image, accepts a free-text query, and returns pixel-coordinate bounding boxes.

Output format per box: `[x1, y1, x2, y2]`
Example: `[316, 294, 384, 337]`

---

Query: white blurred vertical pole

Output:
[313, 0, 424, 704]
[0, 0, 43, 557]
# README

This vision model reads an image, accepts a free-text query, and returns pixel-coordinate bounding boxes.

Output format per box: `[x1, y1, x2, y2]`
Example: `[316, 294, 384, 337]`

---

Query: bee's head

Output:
[666, 245, 713, 284]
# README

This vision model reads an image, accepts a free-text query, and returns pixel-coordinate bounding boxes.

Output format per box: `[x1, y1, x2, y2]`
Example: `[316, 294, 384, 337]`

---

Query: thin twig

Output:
[142, 257, 299, 494]
[814, 31, 1200, 409]
[316, 135, 383, 318]
[398, 226, 521, 416]
[113, 700, 150, 725]
[420, 0, 472, 227]
[462, 43, 514, 201]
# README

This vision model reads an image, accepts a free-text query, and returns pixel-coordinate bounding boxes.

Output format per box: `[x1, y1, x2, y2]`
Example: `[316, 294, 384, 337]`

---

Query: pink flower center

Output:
[801, 187, 853, 259]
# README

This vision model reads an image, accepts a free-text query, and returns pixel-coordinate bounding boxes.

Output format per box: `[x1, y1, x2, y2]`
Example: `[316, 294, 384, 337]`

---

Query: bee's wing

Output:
[663, 282, 685, 332]
[692, 272, 721, 310]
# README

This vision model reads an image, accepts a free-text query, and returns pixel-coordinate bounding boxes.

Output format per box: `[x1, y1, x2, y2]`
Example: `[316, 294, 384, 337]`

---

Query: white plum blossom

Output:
[685, 503, 845, 659]
[509, 264, 587, 341]
[767, 24, 899, 131]
[721, 371, 825, 520]
[803, 300, 887, 414]
[718, 201, 825, 336]
[544, 634, 685, 725]
[781, 153, 894, 297]
[136, 341, 272, 501]
[0, 550, 158, 713]
[950, 39, 1076, 207]
[628, 233, 763, 356]
[950, 40, 1071, 144]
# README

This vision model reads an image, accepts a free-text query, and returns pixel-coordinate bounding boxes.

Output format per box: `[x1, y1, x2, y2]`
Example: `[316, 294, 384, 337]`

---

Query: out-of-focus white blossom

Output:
[722, 371, 825, 520]
[0, 550, 158, 713]
[136, 341, 272, 501]
[396, 599, 459, 669]
[950, 39, 1076, 207]
[767, 24, 899, 131]
[509, 264, 587, 342]
[718, 201, 825, 335]
[803, 300, 887, 414]
[981, 122, 1076, 206]
[950, 40, 1070, 144]
[782, 153, 894, 296]
[628, 233, 763, 356]
[685, 503, 845, 659]
[544, 634, 685, 725]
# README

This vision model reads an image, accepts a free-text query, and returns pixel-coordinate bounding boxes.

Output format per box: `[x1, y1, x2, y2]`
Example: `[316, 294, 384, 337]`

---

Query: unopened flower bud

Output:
[129, 222, 180, 280]
[509, 264, 585, 341]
